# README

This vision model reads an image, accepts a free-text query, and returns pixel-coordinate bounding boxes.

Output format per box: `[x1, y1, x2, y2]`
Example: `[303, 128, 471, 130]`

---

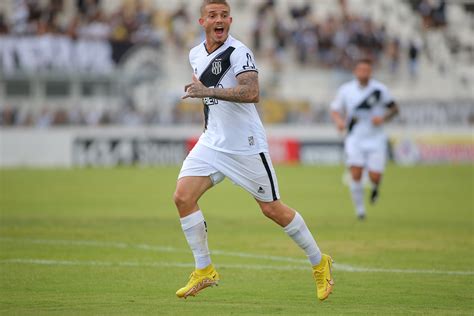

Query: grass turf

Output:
[0, 165, 473, 315]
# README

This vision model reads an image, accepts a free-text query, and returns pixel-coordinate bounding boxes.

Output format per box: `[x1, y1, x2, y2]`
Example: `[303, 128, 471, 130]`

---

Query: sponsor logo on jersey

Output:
[203, 97, 218, 106]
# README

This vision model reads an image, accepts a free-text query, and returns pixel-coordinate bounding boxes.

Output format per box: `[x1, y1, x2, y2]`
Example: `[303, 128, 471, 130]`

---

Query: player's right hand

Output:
[182, 74, 208, 99]
[372, 116, 384, 126]
[336, 121, 345, 132]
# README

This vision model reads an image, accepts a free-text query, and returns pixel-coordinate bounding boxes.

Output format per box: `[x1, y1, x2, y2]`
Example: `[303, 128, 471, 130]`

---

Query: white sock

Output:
[350, 180, 365, 217]
[180, 210, 212, 269]
[284, 212, 322, 266]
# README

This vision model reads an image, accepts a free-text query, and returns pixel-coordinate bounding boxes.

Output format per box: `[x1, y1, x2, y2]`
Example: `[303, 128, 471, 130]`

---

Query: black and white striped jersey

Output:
[189, 35, 268, 155]
[330, 79, 394, 145]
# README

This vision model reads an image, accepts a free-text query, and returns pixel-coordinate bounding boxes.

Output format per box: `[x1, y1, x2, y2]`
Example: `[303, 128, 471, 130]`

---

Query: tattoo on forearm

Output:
[384, 106, 399, 122]
[211, 72, 259, 103]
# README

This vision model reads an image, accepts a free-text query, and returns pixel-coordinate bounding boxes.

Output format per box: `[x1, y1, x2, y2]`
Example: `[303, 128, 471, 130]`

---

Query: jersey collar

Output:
[203, 35, 233, 56]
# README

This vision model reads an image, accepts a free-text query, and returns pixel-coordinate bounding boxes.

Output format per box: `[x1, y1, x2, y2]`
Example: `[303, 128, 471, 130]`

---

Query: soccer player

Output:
[330, 59, 399, 220]
[173, 0, 334, 301]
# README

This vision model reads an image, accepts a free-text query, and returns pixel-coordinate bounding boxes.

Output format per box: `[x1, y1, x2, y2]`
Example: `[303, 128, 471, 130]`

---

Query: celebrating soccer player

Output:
[173, 0, 334, 301]
[330, 59, 399, 220]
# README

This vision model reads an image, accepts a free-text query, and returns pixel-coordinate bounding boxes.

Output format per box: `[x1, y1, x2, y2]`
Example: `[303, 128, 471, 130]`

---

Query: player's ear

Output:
[199, 17, 205, 26]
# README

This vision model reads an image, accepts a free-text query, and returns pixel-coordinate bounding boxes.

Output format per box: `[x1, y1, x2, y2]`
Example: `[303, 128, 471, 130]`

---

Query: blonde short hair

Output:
[200, 0, 230, 16]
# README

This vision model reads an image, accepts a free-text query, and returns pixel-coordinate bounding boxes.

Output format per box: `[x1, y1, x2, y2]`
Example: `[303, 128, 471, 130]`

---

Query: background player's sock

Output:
[350, 180, 366, 218]
[180, 210, 211, 269]
[284, 212, 322, 266]
[370, 182, 380, 204]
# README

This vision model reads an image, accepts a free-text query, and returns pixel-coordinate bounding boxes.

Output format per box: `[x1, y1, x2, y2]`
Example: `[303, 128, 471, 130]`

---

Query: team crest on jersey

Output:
[211, 60, 222, 75]
[367, 95, 376, 106]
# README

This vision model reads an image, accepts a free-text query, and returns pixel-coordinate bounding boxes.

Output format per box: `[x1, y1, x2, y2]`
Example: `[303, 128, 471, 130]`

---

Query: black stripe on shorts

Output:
[259, 152, 278, 201]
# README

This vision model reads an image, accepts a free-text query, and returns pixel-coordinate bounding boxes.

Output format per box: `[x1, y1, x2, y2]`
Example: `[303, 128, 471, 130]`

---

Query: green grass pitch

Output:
[0, 165, 473, 315]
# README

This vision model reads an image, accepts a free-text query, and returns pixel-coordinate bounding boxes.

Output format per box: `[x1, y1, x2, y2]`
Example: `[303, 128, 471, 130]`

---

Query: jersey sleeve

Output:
[188, 48, 195, 71]
[230, 46, 258, 77]
[381, 85, 394, 106]
[330, 87, 345, 112]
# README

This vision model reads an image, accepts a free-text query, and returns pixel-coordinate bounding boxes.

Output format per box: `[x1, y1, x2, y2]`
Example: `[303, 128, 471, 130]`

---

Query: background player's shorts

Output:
[178, 142, 280, 202]
[344, 139, 387, 173]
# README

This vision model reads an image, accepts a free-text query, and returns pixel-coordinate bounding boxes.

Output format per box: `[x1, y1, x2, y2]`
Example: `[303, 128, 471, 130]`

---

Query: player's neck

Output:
[205, 37, 228, 54]
[358, 79, 370, 87]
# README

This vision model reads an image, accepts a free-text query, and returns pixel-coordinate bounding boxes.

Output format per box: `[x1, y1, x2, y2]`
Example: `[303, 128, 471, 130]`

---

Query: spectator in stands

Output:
[291, 3, 316, 65]
[408, 37, 422, 78]
[0, 14, 9, 34]
[0, 105, 16, 126]
[418, 0, 434, 29]
[110, 3, 138, 43]
[78, 10, 110, 40]
[252, 0, 274, 53]
[387, 37, 401, 75]
[432, 0, 447, 27]
[36, 108, 54, 128]
[168, 2, 192, 50]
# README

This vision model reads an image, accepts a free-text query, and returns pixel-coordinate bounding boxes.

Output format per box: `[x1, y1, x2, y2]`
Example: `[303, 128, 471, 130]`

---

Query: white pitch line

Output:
[1, 237, 473, 276]
[0, 237, 306, 263]
[0, 258, 308, 271]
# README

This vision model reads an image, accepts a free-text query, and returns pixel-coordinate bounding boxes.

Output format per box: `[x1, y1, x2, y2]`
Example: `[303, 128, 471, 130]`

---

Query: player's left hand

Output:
[182, 74, 209, 99]
[372, 116, 384, 126]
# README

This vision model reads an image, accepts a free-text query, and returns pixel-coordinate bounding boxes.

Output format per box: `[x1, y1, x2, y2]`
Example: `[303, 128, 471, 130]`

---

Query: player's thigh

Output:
[345, 140, 365, 169]
[367, 147, 387, 174]
[178, 143, 225, 184]
[350, 165, 364, 181]
[176, 143, 225, 202]
[215, 151, 280, 202]
[175, 176, 213, 204]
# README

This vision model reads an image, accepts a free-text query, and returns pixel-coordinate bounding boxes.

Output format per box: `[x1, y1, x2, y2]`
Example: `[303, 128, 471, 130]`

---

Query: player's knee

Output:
[260, 202, 278, 220]
[173, 190, 193, 209]
[351, 172, 363, 181]
[369, 173, 382, 184]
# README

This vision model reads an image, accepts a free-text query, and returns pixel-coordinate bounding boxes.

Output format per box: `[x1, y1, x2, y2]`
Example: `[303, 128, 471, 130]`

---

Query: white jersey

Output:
[189, 35, 268, 155]
[330, 79, 394, 149]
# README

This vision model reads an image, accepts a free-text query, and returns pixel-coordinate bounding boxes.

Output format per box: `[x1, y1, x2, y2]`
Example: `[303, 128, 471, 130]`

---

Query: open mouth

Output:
[215, 26, 224, 36]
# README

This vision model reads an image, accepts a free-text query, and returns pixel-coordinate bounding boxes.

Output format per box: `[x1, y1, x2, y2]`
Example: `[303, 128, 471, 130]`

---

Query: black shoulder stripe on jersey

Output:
[199, 46, 236, 87]
[200, 46, 235, 131]
[347, 89, 381, 134]
[355, 89, 381, 110]
[347, 117, 358, 133]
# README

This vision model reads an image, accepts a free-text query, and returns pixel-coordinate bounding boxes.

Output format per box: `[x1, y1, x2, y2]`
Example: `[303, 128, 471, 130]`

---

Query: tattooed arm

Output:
[372, 102, 399, 126]
[182, 71, 259, 103]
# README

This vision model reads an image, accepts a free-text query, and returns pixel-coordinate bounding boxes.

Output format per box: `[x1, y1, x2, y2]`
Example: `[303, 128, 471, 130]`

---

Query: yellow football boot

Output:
[176, 264, 220, 299]
[312, 254, 334, 301]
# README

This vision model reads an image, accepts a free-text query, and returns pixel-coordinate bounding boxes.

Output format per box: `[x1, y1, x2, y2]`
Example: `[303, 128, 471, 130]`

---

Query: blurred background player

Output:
[330, 59, 399, 220]
[173, 0, 333, 301]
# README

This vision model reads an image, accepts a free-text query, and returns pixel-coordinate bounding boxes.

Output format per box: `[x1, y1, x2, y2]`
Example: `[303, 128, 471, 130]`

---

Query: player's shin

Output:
[180, 210, 212, 269]
[283, 212, 322, 266]
[350, 180, 366, 219]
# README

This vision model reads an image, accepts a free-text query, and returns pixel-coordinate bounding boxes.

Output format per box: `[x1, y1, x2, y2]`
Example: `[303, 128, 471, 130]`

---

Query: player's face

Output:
[199, 4, 232, 45]
[354, 63, 372, 85]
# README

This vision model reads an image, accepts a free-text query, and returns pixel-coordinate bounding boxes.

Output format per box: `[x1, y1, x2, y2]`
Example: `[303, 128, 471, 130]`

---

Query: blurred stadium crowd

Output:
[252, 0, 415, 73]
[1, 0, 163, 45]
[0, 0, 472, 127]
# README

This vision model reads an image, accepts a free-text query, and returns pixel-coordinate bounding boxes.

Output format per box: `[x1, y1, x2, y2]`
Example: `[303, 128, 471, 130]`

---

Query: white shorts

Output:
[178, 143, 280, 202]
[345, 139, 387, 173]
